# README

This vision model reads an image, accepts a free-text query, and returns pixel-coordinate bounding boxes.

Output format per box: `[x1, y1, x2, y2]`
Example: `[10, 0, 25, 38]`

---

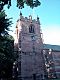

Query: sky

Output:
[4, 0, 60, 45]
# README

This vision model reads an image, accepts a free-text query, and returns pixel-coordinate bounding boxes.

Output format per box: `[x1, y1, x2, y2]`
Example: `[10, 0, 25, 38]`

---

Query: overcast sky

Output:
[4, 0, 60, 45]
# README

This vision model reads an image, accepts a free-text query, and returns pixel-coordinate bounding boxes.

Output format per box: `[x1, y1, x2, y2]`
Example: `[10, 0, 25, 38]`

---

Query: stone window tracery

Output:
[29, 24, 35, 33]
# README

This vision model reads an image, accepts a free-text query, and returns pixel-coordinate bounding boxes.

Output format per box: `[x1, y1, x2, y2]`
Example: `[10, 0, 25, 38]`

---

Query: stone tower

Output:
[15, 12, 45, 80]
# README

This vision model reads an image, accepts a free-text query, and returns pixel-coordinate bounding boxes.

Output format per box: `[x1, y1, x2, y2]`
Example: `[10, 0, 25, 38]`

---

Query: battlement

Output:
[17, 12, 40, 24]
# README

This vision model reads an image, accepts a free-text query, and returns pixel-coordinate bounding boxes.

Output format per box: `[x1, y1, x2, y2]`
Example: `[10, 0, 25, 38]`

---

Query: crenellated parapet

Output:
[17, 12, 40, 25]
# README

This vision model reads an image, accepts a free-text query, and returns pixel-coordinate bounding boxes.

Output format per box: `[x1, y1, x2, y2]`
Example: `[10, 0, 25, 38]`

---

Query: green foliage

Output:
[0, 0, 41, 11]
[0, 35, 14, 79]
[0, 35, 14, 62]
[0, 0, 11, 11]
[17, 0, 41, 9]
[0, 10, 12, 36]
[0, 10, 14, 79]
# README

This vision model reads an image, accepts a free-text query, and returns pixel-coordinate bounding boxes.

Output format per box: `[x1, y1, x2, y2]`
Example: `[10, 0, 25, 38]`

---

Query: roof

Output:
[43, 44, 60, 51]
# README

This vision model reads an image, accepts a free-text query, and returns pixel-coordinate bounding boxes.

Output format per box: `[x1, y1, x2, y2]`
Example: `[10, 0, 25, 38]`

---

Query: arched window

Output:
[29, 24, 35, 33]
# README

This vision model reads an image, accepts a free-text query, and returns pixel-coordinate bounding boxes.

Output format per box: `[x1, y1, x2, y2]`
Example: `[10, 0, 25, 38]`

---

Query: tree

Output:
[17, 0, 41, 9]
[0, 0, 11, 11]
[0, 10, 12, 36]
[0, 10, 14, 80]
[0, 35, 14, 79]
[0, 0, 41, 11]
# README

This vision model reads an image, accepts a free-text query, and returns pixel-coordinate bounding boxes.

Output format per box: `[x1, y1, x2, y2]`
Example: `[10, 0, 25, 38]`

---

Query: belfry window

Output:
[29, 25, 35, 33]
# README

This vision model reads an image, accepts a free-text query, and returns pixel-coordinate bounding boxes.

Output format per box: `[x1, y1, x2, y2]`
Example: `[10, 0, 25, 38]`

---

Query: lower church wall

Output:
[18, 51, 45, 80]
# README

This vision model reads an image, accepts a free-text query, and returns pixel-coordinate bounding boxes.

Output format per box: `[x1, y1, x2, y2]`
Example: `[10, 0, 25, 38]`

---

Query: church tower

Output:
[15, 12, 45, 80]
